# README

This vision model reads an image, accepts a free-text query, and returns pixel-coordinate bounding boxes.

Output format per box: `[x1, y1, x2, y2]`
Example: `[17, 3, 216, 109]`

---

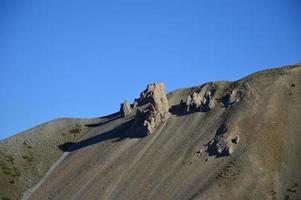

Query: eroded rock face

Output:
[207, 136, 233, 156]
[186, 82, 247, 113]
[186, 84, 216, 112]
[132, 83, 170, 136]
[222, 88, 244, 108]
[120, 100, 132, 117]
[206, 124, 240, 157]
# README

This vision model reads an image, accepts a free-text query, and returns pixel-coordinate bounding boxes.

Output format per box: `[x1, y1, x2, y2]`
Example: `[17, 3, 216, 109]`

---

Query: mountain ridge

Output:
[1, 63, 301, 200]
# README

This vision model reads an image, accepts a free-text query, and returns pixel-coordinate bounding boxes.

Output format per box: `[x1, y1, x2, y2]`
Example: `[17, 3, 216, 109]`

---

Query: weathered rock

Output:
[206, 125, 239, 157]
[132, 83, 170, 136]
[120, 100, 132, 117]
[186, 82, 247, 112]
[222, 89, 242, 107]
[186, 84, 216, 112]
[207, 136, 233, 157]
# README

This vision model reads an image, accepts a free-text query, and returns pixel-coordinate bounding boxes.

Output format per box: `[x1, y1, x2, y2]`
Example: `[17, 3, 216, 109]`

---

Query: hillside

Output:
[1, 64, 301, 200]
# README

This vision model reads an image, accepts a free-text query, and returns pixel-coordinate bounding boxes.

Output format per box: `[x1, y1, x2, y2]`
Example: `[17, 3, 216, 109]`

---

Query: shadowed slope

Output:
[0, 116, 115, 200]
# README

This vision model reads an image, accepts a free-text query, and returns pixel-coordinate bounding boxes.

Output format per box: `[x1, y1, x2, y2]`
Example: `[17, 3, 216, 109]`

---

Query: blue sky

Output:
[0, 0, 300, 139]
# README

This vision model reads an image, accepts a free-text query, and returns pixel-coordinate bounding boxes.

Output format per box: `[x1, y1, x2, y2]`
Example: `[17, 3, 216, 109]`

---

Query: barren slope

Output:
[1, 64, 301, 200]
[0, 116, 116, 200]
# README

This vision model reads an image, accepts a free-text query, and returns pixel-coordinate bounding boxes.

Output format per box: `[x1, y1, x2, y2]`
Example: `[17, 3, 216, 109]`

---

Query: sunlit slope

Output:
[31, 64, 301, 200]
[1, 64, 300, 200]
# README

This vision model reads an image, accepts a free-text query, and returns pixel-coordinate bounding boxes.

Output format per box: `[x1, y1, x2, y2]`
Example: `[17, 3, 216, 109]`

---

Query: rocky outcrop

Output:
[186, 83, 216, 112]
[221, 87, 244, 108]
[186, 82, 247, 112]
[120, 100, 132, 117]
[206, 124, 240, 157]
[132, 83, 170, 136]
[184, 82, 246, 157]
[207, 136, 234, 156]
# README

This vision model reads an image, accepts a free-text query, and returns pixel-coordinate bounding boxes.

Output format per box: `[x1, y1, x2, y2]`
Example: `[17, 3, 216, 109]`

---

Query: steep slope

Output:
[1, 64, 301, 200]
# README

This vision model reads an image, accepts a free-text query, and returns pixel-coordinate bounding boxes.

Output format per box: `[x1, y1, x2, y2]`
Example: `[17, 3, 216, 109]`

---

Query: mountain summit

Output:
[1, 64, 301, 200]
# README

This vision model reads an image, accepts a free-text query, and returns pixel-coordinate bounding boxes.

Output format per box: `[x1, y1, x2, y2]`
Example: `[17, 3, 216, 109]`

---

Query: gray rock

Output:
[206, 125, 239, 157]
[222, 86, 246, 108]
[120, 100, 132, 117]
[132, 83, 170, 136]
[207, 136, 233, 157]
[186, 84, 216, 112]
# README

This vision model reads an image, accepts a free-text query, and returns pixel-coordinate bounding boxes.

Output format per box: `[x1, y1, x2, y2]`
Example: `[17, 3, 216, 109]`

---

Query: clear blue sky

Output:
[0, 0, 300, 139]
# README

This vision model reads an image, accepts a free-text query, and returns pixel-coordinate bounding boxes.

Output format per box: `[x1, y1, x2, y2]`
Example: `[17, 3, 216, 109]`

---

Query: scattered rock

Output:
[132, 83, 170, 136]
[120, 100, 132, 117]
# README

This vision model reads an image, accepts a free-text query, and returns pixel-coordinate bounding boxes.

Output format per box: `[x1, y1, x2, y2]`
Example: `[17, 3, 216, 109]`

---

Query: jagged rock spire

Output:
[132, 83, 170, 136]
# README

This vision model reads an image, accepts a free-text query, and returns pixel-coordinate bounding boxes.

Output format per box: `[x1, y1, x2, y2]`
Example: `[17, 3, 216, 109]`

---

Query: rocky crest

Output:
[2, 64, 300, 200]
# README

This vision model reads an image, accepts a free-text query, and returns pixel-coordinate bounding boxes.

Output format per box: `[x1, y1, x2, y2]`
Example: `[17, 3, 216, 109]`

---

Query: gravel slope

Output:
[1, 64, 301, 200]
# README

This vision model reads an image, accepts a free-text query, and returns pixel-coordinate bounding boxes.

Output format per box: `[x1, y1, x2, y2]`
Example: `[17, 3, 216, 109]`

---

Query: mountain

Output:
[1, 64, 301, 200]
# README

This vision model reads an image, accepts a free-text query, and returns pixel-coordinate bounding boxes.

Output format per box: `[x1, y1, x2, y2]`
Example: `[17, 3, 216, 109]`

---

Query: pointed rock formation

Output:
[132, 83, 170, 136]
[120, 100, 132, 117]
